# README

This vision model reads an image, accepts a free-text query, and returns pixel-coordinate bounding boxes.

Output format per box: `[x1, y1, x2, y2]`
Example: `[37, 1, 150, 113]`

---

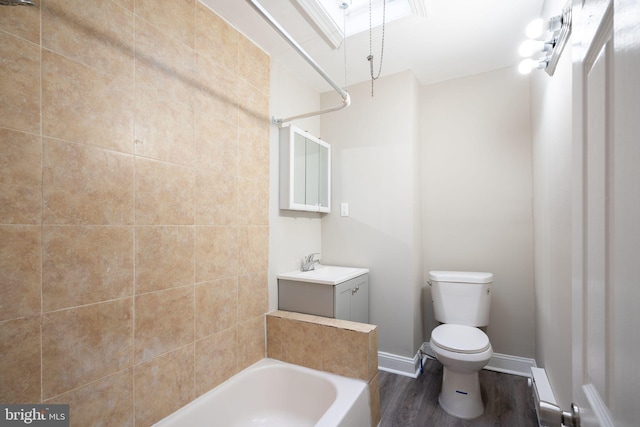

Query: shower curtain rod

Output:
[245, 0, 351, 126]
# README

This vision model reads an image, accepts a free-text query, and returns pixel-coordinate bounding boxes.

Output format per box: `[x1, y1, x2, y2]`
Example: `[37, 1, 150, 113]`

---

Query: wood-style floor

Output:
[379, 358, 539, 427]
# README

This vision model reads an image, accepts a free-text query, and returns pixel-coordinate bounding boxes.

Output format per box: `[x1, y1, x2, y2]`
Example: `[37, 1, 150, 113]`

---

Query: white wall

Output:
[268, 60, 323, 311]
[270, 63, 537, 364]
[420, 67, 536, 358]
[320, 71, 424, 359]
[529, 0, 573, 409]
[530, 9, 573, 410]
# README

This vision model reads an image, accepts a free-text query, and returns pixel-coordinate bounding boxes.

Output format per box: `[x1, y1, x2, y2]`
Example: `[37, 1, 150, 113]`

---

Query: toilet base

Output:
[438, 367, 484, 419]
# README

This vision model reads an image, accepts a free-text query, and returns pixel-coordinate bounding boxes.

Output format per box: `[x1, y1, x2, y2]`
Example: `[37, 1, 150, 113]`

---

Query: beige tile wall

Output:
[0, 1, 270, 426]
[266, 311, 381, 427]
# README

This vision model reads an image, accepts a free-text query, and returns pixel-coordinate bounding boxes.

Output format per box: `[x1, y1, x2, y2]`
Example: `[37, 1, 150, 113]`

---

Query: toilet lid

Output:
[431, 324, 490, 354]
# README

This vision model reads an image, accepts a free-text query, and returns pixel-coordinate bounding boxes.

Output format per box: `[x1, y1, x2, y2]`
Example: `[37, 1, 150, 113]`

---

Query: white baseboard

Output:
[484, 351, 537, 377]
[379, 343, 536, 379]
[377, 351, 426, 378]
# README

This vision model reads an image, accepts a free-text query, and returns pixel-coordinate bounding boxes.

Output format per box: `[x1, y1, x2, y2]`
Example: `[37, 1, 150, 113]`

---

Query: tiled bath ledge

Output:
[266, 310, 380, 427]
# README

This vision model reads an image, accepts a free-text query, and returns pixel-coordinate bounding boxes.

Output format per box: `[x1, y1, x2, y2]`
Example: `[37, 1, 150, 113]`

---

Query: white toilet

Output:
[429, 270, 493, 419]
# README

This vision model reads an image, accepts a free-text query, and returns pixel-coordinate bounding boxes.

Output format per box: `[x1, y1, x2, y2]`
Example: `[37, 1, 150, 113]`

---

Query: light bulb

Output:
[519, 39, 539, 57]
[519, 39, 554, 57]
[518, 58, 548, 74]
[518, 58, 536, 74]
[525, 18, 544, 39]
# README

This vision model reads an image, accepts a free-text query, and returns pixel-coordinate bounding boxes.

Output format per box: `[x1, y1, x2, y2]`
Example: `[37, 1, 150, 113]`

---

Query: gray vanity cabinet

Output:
[278, 273, 369, 323]
[334, 274, 369, 323]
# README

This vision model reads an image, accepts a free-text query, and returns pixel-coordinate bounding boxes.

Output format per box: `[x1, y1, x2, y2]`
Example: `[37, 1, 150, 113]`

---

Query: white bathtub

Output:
[153, 358, 372, 427]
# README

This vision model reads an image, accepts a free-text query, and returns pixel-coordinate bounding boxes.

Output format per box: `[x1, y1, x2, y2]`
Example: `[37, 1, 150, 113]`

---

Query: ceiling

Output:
[201, 0, 544, 92]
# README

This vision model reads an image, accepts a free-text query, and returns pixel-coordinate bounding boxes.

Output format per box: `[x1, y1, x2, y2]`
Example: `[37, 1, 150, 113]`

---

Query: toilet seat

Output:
[431, 324, 490, 354]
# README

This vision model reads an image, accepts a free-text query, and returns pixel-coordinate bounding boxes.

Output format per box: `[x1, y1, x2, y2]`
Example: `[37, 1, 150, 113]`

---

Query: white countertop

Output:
[277, 265, 369, 285]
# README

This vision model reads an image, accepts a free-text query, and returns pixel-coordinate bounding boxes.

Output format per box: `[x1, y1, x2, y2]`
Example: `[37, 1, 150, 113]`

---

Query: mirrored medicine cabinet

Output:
[279, 125, 331, 213]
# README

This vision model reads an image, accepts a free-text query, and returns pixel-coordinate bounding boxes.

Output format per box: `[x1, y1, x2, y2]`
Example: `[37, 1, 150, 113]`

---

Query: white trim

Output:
[408, 0, 428, 18]
[485, 352, 537, 377]
[293, 0, 427, 48]
[293, 0, 343, 49]
[379, 343, 537, 379]
[377, 351, 426, 378]
[583, 384, 615, 427]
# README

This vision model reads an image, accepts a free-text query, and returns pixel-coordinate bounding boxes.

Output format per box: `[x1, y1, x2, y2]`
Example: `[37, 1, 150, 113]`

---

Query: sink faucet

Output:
[301, 253, 321, 271]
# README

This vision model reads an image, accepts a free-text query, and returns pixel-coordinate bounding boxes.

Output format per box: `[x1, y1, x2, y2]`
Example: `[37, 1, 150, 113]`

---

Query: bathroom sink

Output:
[277, 265, 369, 285]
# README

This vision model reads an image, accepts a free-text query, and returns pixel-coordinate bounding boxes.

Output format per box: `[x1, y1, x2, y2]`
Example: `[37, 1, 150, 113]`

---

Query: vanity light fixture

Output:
[518, 2, 571, 76]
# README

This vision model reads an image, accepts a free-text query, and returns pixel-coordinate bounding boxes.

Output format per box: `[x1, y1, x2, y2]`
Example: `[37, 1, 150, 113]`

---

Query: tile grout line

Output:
[131, 3, 137, 423]
[39, 0, 44, 405]
[192, 0, 198, 400]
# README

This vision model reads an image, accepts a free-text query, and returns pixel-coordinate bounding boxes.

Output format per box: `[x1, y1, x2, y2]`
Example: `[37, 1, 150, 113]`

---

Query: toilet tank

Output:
[429, 271, 493, 327]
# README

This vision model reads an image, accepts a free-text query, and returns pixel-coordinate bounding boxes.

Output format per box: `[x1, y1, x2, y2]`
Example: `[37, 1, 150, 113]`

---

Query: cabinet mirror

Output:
[280, 125, 331, 212]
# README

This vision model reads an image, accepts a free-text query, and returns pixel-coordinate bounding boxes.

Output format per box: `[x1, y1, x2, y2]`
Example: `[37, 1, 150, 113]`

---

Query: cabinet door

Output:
[333, 275, 369, 323]
[351, 279, 369, 324]
[292, 132, 307, 205]
[335, 283, 352, 321]
[315, 141, 329, 208]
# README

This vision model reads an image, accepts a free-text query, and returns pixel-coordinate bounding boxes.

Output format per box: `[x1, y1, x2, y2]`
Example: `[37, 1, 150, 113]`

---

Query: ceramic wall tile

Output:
[42, 299, 133, 399]
[135, 17, 195, 107]
[42, 0, 135, 78]
[266, 315, 282, 360]
[194, 113, 238, 175]
[280, 319, 323, 370]
[42, 138, 135, 225]
[237, 177, 269, 226]
[135, 0, 195, 49]
[45, 369, 134, 427]
[0, 128, 42, 224]
[134, 345, 194, 426]
[0, 226, 41, 321]
[0, 0, 40, 44]
[42, 50, 134, 153]
[237, 226, 269, 274]
[195, 2, 238, 73]
[134, 87, 195, 166]
[0, 31, 40, 134]
[322, 326, 369, 380]
[195, 226, 238, 282]
[239, 36, 270, 96]
[195, 327, 238, 396]
[195, 169, 238, 225]
[194, 53, 238, 125]
[237, 315, 265, 370]
[43, 225, 134, 311]
[0, 3, 269, 421]
[0, 317, 41, 403]
[113, 0, 133, 11]
[238, 78, 270, 131]
[194, 277, 237, 339]
[368, 328, 379, 381]
[238, 81, 269, 181]
[238, 272, 267, 322]
[134, 286, 194, 363]
[135, 226, 194, 294]
[134, 157, 194, 225]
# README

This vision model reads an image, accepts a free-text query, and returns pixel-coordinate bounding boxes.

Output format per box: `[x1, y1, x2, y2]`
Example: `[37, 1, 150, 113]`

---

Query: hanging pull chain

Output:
[368, 0, 386, 97]
[341, 2, 349, 91]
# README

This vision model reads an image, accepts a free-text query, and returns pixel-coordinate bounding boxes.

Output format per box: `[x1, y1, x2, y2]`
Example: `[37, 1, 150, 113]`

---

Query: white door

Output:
[572, 0, 640, 426]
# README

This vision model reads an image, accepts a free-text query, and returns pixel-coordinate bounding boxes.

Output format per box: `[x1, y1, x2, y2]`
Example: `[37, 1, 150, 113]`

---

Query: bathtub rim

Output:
[152, 357, 371, 427]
